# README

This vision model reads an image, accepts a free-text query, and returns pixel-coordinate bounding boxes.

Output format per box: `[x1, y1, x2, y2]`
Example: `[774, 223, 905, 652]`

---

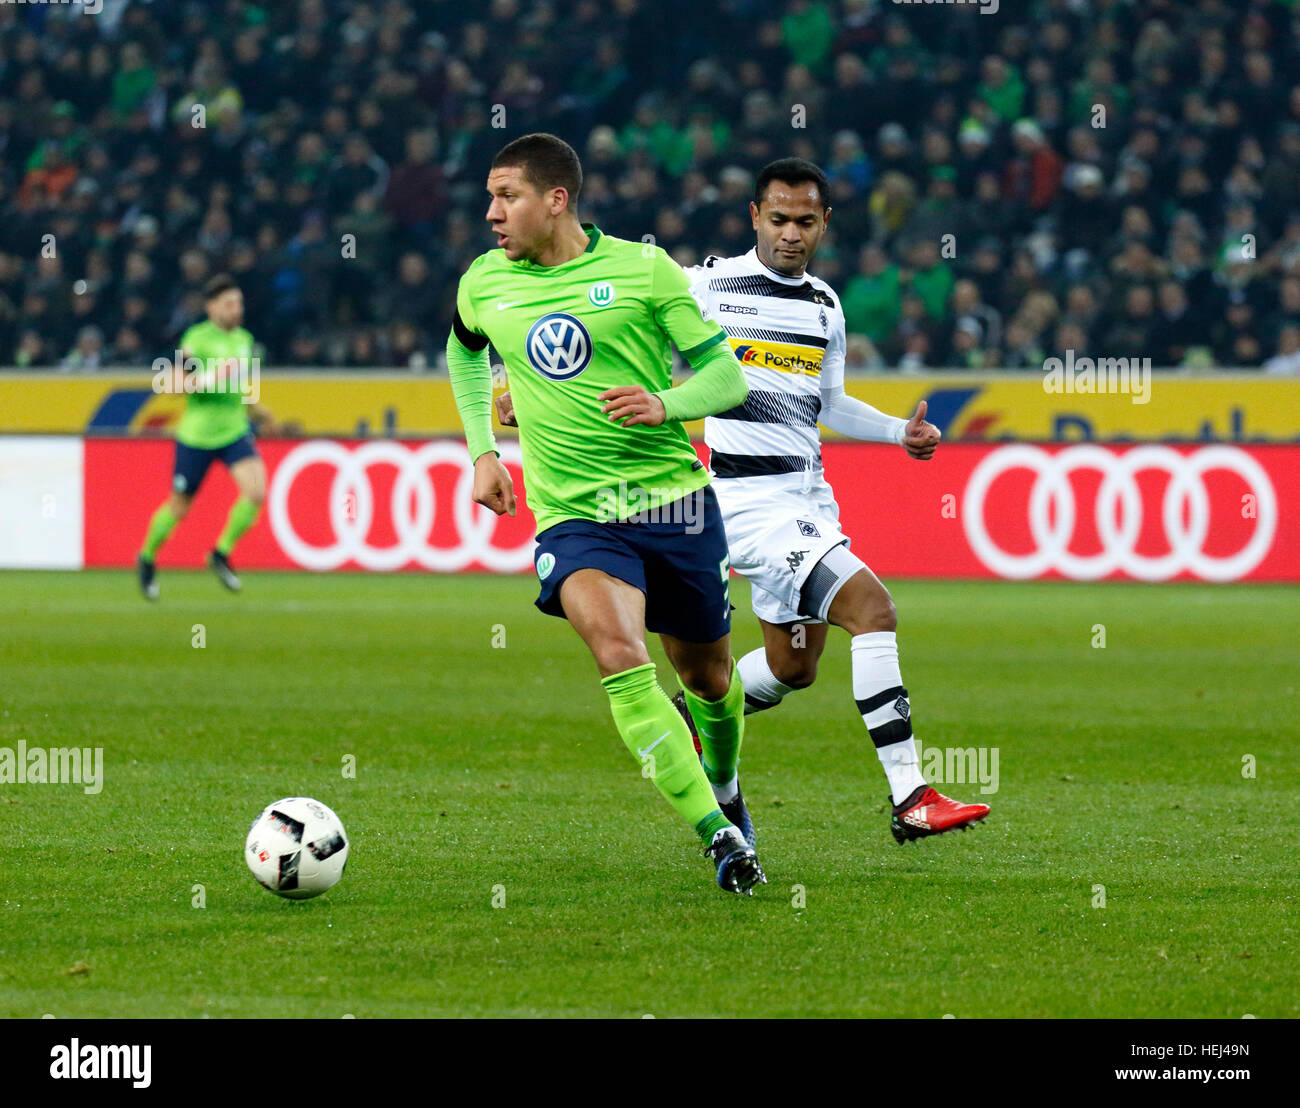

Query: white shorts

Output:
[716, 479, 851, 625]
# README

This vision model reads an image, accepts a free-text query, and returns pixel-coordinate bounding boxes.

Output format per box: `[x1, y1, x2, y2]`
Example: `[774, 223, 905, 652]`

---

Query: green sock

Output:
[140, 503, 179, 561]
[216, 497, 260, 556]
[602, 663, 730, 843]
[685, 660, 745, 786]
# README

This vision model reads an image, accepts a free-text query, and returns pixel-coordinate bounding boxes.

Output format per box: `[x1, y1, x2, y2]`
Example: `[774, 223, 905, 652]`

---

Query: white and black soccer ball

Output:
[245, 797, 349, 899]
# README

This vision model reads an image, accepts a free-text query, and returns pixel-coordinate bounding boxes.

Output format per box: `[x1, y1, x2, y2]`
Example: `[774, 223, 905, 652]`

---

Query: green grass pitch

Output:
[1, 570, 1296, 1018]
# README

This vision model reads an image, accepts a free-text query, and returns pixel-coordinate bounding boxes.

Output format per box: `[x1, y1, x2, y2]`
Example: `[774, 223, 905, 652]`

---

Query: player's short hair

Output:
[491, 133, 583, 206]
[754, 158, 831, 210]
[203, 274, 240, 301]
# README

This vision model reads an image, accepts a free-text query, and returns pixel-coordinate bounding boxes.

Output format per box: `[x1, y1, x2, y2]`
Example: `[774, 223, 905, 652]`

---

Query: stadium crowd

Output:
[2, 0, 1299, 371]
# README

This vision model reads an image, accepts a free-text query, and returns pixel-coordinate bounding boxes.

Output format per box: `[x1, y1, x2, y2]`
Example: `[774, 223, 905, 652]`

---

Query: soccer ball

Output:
[245, 797, 349, 899]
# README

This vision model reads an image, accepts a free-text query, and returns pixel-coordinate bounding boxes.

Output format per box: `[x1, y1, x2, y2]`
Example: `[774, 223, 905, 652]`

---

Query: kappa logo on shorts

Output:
[536, 552, 556, 580]
[796, 519, 820, 538]
[786, 549, 809, 572]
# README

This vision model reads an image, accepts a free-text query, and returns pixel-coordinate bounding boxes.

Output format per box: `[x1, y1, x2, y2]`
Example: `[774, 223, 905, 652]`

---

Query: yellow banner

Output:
[1, 372, 1297, 441]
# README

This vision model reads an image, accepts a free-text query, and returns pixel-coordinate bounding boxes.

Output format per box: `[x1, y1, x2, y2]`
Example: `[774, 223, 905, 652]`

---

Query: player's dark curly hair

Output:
[754, 158, 830, 210]
[492, 133, 583, 207]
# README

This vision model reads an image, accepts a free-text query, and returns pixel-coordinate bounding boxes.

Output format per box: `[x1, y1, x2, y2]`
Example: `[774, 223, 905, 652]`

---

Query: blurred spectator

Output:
[0, 0, 1296, 370]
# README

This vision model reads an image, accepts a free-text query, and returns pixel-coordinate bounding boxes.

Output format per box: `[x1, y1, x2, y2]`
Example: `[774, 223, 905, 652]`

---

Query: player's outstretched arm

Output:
[632, 246, 749, 424]
[819, 385, 941, 460]
[447, 319, 516, 515]
[818, 376, 908, 444]
[653, 338, 748, 422]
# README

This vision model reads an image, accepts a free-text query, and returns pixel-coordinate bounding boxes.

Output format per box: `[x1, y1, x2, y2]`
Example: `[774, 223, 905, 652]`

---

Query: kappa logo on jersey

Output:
[719, 303, 759, 315]
[786, 549, 809, 572]
[525, 313, 593, 380]
[797, 519, 820, 538]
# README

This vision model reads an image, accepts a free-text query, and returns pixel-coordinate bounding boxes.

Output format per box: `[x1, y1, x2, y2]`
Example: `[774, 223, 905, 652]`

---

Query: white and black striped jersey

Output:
[686, 249, 905, 491]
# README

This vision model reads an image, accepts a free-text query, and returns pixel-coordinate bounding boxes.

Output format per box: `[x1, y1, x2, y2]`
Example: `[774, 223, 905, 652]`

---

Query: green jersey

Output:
[455, 225, 728, 533]
[174, 319, 255, 449]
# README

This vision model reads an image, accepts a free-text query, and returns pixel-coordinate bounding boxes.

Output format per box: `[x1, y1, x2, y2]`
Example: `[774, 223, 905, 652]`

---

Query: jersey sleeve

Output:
[683, 263, 712, 319]
[454, 266, 488, 349]
[820, 304, 846, 394]
[651, 248, 727, 364]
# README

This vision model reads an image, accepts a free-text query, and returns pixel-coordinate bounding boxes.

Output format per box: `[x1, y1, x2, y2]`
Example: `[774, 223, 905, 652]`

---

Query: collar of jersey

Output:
[745, 247, 809, 286]
[513, 223, 601, 269]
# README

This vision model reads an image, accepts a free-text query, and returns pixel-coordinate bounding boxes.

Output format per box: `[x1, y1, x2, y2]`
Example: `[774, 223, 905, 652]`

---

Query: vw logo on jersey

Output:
[526, 313, 593, 380]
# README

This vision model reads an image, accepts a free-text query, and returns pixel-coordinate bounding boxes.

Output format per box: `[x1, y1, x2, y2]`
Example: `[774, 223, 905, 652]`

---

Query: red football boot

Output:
[890, 785, 989, 844]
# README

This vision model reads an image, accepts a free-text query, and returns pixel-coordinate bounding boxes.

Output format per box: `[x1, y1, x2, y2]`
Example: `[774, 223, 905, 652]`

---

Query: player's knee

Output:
[772, 655, 818, 690]
[245, 485, 266, 508]
[836, 593, 896, 636]
[679, 661, 732, 702]
[169, 494, 192, 519]
[594, 638, 651, 678]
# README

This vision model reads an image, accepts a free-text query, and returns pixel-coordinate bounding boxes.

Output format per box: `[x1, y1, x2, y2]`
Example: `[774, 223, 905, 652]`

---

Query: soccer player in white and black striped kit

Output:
[678, 158, 990, 845]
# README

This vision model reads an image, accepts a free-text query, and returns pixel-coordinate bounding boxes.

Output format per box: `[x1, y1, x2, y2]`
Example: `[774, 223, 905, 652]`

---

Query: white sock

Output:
[851, 631, 927, 803]
[737, 647, 795, 714]
[711, 773, 739, 805]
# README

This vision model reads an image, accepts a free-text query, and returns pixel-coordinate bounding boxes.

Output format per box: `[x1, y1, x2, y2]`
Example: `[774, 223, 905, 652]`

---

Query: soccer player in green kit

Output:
[447, 133, 765, 894]
[136, 274, 280, 599]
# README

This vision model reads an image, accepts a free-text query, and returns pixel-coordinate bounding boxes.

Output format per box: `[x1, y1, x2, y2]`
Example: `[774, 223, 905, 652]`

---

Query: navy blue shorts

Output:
[172, 431, 258, 495]
[534, 486, 732, 644]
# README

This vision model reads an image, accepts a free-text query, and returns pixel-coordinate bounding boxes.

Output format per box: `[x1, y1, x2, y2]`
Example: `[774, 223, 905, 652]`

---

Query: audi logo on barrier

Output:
[961, 444, 1278, 582]
[267, 440, 535, 572]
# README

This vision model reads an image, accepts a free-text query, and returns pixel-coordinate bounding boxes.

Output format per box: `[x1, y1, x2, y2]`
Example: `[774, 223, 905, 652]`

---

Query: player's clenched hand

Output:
[598, 386, 666, 428]
[472, 452, 516, 516]
[901, 400, 941, 460]
[495, 390, 517, 427]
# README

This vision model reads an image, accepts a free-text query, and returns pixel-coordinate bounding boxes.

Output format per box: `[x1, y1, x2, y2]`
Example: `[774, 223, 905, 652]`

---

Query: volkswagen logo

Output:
[525, 313, 592, 380]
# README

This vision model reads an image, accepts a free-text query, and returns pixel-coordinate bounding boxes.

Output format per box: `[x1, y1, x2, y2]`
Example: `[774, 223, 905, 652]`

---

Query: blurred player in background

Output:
[683, 158, 989, 845]
[136, 274, 280, 599]
[447, 133, 767, 895]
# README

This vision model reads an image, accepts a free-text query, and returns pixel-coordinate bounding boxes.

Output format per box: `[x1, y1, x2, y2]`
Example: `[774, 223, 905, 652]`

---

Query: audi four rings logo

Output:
[267, 440, 534, 572]
[526, 312, 592, 380]
[961, 444, 1277, 582]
